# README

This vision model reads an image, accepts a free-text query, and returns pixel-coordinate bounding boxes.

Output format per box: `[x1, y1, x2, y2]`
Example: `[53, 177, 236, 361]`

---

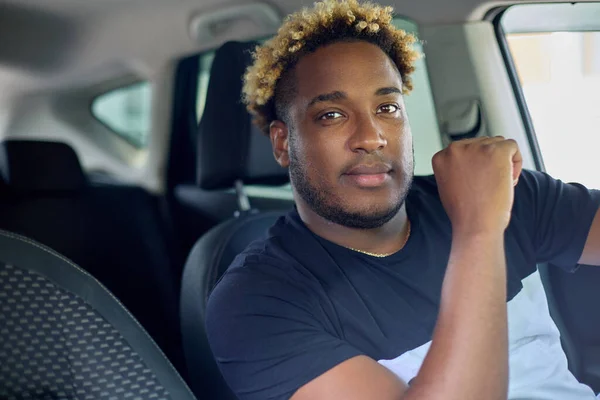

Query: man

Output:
[206, 1, 600, 399]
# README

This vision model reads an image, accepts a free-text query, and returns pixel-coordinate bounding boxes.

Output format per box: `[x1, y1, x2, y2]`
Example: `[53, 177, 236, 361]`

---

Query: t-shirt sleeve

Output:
[205, 261, 363, 400]
[514, 169, 600, 271]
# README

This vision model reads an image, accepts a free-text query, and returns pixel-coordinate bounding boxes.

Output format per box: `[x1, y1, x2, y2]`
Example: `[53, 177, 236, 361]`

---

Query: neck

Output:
[295, 198, 410, 255]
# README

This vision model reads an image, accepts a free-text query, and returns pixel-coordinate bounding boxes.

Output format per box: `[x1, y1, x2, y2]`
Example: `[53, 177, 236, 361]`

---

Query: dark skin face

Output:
[270, 40, 414, 254]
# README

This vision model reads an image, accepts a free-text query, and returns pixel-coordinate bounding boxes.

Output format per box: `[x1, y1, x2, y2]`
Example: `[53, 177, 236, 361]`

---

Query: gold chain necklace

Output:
[348, 220, 411, 258]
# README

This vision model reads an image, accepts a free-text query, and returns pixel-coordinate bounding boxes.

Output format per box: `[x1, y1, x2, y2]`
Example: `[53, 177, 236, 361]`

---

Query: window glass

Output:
[92, 82, 151, 149]
[502, 4, 600, 188]
[392, 17, 442, 177]
[196, 52, 216, 121]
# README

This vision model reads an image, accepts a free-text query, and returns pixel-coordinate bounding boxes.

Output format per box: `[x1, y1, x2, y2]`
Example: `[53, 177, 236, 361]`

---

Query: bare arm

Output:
[406, 230, 508, 400]
[292, 137, 520, 400]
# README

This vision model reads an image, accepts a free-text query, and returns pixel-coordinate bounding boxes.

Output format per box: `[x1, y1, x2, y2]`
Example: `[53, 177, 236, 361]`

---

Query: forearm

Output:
[403, 230, 508, 400]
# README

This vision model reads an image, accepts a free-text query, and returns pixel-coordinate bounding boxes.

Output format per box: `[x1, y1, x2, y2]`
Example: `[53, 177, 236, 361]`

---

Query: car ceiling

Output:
[0, 0, 595, 99]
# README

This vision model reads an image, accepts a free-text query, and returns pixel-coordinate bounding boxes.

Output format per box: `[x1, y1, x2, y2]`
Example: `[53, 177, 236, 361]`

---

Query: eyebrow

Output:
[306, 87, 402, 108]
[307, 91, 347, 108]
[375, 87, 402, 96]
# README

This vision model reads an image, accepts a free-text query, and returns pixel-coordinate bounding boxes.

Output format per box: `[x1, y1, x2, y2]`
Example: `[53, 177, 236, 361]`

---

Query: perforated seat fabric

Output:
[0, 230, 196, 400]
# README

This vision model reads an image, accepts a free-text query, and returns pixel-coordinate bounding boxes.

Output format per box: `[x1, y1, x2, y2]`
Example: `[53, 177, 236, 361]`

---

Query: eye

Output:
[318, 111, 344, 120]
[377, 103, 400, 114]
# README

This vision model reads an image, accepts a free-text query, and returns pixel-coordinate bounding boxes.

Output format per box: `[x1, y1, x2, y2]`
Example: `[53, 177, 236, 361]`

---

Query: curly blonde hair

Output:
[242, 0, 419, 134]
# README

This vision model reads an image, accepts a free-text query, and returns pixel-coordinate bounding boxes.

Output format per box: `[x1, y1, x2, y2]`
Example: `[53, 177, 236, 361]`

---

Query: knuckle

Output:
[432, 151, 447, 168]
[480, 142, 495, 153]
[447, 141, 462, 153]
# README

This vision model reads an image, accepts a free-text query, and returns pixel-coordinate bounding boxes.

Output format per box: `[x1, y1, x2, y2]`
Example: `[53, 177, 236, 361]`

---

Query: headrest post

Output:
[234, 179, 251, 212]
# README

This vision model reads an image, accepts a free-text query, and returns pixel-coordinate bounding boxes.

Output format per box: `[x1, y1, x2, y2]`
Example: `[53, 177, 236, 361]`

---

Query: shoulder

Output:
[205, 231, 362, 400]
[207, 212, 321, 318]
[511, 168, 587, 215]
[514, 169, 551, 198]
[230, 209, 316, 276]
[206, 251, 320, 346]
[205, 232, 331, 365]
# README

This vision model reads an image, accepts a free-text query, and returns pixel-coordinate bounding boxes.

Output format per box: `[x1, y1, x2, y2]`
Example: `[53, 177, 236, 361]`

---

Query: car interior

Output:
[1, 0, 600, 398]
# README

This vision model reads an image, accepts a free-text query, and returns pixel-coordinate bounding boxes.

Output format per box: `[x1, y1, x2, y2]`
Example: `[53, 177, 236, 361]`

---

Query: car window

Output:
[501, 3, 600, 188]
[196, 52, 216, 121]
[92, 82, 151, 149]
[194, 17, 442, 181]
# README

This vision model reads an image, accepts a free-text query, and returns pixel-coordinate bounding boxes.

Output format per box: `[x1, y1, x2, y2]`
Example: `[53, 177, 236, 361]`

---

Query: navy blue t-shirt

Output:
[206, 169, 600, 400]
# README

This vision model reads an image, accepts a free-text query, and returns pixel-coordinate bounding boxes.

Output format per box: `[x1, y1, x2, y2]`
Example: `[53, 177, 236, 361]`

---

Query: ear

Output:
[270, 120, 290, 168]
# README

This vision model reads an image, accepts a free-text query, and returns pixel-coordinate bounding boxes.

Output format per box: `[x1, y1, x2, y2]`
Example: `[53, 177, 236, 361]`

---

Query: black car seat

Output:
[0, 139, 185, 373]
[0, 229, 196, 399]
[179, 41, 293, 399]
[170, 40, 292, 255]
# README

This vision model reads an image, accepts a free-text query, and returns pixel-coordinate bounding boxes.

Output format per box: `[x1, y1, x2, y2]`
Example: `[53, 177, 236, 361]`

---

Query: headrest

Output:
[0, 140, 87, 193]
[196, 40, 289, 190]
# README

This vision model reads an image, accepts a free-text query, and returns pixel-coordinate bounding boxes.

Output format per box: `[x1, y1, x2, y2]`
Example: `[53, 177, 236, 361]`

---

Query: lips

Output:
[344, 163, 392, 176]
[342, 163, 392, 188]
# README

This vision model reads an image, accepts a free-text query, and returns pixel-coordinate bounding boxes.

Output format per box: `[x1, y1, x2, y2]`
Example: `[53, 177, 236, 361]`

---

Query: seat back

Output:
[0, 229, 196, 399]
[0, 140, 184, 372]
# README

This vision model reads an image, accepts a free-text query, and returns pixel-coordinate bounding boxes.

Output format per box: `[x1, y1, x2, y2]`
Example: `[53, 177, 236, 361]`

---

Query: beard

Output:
[288, 141, 413, 230]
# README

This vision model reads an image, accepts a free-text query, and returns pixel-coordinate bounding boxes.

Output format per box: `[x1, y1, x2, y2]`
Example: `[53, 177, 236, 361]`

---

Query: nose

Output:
[348, 114, 387, 154]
